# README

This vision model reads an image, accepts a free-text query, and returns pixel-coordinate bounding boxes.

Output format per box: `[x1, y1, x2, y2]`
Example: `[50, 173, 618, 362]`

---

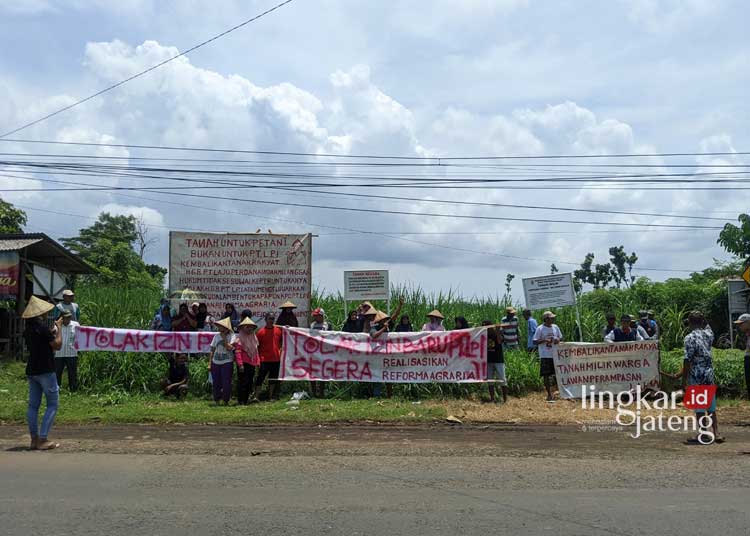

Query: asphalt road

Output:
[2, 424, 750, 535]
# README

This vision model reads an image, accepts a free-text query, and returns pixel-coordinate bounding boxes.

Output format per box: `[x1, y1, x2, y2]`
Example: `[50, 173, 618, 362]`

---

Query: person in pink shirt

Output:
[234, 317, 259, 405]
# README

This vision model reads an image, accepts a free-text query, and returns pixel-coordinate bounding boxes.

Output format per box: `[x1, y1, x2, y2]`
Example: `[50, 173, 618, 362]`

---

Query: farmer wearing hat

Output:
[309, 308, 330, 398]
[368, 297, 404, 398]
[235, 317, 259, 405]
[501, 306, 520, 351]
[734, 313, 750, 400]
[209, 317, 236, 405]
[54, 289, 80, 322]
[23, 296, 63, 450]
[532, 311, 563, 402]
[422, 309, 445, 332]
[277, 301, 299, 328]
[54, 309, 80, 391]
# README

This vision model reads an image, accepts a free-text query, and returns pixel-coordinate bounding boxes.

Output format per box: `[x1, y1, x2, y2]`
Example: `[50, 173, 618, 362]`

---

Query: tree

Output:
[504, 273, 515, 303]
[573, 252, 612, 291]
[134, 214, 158, 260]
[550, 263, 559, 274]
[62, 212, 166, 289]
[0, 197, 27, 234]
[718, 213, 750, 266]
[608, 245, 638, 288]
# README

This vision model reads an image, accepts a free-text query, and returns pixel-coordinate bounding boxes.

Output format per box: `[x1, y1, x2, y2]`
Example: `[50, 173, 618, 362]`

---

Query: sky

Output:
[0, 0, 748, 300]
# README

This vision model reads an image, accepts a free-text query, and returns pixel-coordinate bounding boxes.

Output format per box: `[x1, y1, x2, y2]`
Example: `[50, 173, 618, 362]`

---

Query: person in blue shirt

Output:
[522, 308, 538, 353]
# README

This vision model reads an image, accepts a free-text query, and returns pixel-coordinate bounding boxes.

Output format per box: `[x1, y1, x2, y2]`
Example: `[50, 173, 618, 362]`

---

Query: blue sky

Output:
[0, 0, 748, 298]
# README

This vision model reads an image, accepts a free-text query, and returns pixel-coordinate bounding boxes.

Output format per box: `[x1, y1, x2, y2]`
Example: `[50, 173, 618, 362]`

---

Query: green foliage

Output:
[61, 212, 166, 290]
[0, 196, 27, 234]
[718, 213, 750, 265]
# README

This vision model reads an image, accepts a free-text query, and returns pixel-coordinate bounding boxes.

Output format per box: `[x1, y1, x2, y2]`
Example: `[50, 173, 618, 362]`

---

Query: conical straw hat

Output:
[215, 317, 233, 332]
[426, 309, 444, 320]
[22, 296, 55, 319]
[373, 310, 390, 324]
[239, 317, 257, 329]
[279, 301, 297, 309]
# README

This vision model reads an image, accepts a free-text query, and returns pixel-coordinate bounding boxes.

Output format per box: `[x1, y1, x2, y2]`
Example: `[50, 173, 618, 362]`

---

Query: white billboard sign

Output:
[522, 272, 576, 311]
[344, 270, 389, 302]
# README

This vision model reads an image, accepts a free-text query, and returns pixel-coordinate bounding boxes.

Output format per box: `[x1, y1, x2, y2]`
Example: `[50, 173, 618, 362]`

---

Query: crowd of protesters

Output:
[19, 286, 750, 450]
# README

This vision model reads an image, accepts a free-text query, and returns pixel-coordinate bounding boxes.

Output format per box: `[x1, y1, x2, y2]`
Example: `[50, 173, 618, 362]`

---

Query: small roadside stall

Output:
[0, 233, 92, 358]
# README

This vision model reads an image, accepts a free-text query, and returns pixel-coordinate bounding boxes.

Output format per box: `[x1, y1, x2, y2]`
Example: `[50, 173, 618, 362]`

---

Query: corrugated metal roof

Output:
[0, 238, 43, 251]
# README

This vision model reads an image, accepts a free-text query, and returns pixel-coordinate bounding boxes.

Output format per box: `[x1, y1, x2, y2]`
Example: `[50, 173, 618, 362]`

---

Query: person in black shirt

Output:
[483, 320, 508, 403]
[161, 353, 189, 398]
[22, 296, 63, 450]
[394, 315, 413, 332]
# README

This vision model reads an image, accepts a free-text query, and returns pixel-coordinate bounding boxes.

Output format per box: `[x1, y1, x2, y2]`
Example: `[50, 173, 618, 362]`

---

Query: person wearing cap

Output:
[172, 302, 197, 332]
[532, 311, 563, 402]
[422, 310, 445, 332]
[54, 309, 80, 392]
[309, 308, 330, 398]
[54, 289, 80, 322]
[670, 311, 722, 444]
[602, 312, 617, 339]
[501, 307, 520, 351]
[638, 310, 656, 339]
[605, 314, 644, 343]
[254, 312, 284, 401]
[23, 296, 63, 450]
[209, 317, 236, 405]
[234, 317, 260, 405]
[277, 301, 299, 328]
[734, 313, 750, 400]
[522, 308, 538, 353]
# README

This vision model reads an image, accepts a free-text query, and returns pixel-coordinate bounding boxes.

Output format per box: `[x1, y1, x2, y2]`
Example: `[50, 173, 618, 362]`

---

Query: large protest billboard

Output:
[280, 327, 488, 383]
[553, 341, 660, 398]
[169, 232, 312, 326]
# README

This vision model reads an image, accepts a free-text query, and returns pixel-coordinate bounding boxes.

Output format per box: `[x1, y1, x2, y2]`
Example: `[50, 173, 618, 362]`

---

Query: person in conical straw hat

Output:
[235, 317, 259, 405]
[422, 309, 445, 332]
[277, 300, 299, 327]
[209, 316, 236, 405]
[22, 296, 63, 450]
[367, 297, 405, 399]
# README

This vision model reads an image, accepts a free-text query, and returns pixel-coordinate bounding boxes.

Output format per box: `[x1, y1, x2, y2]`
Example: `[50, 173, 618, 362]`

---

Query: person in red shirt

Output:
[253, 312, 283, 401]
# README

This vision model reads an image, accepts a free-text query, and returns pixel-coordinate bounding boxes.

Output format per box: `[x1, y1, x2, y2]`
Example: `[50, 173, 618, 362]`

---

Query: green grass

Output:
[0, 361, 446, 425]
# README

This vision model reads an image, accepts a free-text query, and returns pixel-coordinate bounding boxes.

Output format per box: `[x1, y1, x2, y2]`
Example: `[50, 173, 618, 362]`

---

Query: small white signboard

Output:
[344, 270, 389, 302]
[523, 273, 576, 311]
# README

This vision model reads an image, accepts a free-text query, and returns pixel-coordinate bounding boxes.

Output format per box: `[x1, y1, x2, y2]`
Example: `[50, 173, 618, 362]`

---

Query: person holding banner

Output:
[254, 313, 284, 401]
[342, 310, 362, 333]
[172, 303, 197, 332]
[602, 312, 617, 339]
[369, 298, 404, 398]
[23, 296, 63, 451]
[482, 320, 507, 403]
[277, 301, 299, 328]
[235, 317, 259, 405]
[309, 308, 330, 398]
[151, 303, 172, 331]
[422, 310, 445, 331]
[209, 317, 236, 405]
[605, 314, 644, 343]
[533, 311, 563, 402]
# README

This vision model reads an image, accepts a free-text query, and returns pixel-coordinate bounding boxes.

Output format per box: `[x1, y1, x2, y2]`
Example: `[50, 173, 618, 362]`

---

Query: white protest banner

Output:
[522, 273, 576, 310]
[75, 326, 215, 354]
[553, 341, 660, 399]
[280, 327, 488, 383]
[344, 270, 389, 302]
[169, 232, 312, 326]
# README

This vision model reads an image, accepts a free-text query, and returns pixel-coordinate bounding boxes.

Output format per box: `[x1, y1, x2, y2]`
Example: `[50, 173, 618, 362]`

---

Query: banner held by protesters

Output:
[280, 327, 488, 383]
[553, 341, 660, 399]
[76, 325, 215, 354]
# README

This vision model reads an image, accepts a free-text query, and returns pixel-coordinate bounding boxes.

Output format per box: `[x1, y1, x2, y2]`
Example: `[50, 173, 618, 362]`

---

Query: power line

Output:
[2, 137, 748, 160]
[0, 0, 296, 138]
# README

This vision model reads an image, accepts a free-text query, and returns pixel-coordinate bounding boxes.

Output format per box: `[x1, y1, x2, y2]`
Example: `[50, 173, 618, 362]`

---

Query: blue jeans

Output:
[27, 373, 59, 439]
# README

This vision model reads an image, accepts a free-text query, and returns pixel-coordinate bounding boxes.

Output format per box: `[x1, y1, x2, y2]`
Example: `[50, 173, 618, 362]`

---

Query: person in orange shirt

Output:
[253, 312, 283, 401]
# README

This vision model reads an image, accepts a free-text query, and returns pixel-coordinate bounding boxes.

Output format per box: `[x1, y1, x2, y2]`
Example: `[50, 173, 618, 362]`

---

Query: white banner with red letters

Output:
[75, 325, 215, 354]
[553, 341, 660, 398]
[280, 327, 488, 383]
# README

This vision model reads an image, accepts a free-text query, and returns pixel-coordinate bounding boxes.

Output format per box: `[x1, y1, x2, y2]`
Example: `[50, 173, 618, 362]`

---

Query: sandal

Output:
[37, 440, 60, 451]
